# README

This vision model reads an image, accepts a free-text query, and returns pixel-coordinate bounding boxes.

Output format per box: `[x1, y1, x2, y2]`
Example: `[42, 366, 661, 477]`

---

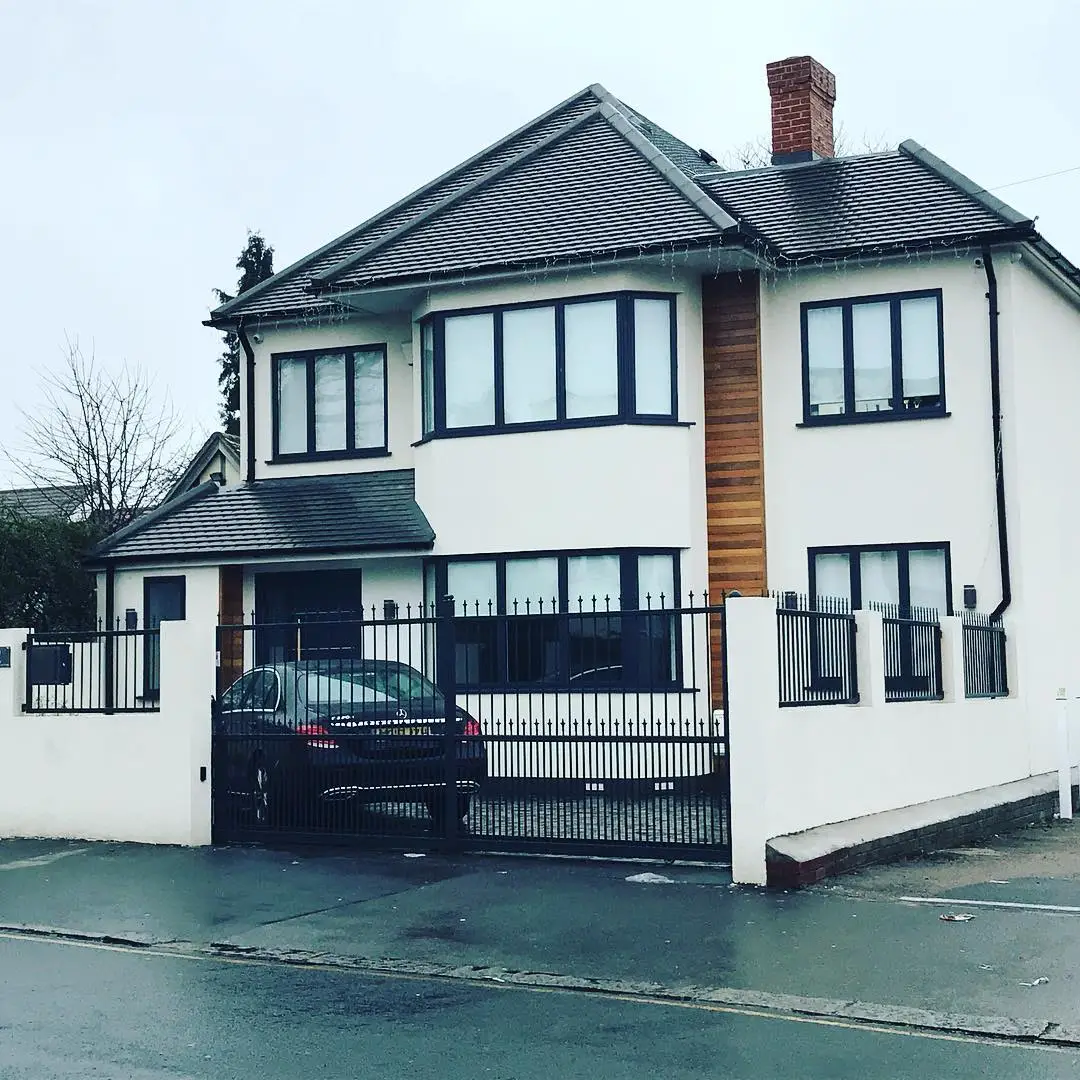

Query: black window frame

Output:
[807, 540, 950, 699]
[271, 343, 389, 462]
[808, 542, 953, 617]
[419, 291, 679, 439]
[800, 289, 947, 426]
[143, 575, 186, 701]
[425, 549, 684, 692]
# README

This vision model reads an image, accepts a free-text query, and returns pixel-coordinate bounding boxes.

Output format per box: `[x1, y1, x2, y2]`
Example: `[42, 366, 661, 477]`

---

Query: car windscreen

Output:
[298, 674, 396, 718]
[343, 663, 443, 708]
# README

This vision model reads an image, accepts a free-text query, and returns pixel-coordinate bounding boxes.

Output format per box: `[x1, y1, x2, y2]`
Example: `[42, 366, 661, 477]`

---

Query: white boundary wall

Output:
[0, 620, 216, 846]
[726, 597, 1039, 884]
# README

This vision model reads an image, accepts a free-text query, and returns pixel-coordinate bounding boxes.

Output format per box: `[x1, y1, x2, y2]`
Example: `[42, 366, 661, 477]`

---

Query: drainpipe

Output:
[237, 319, 256, 484]
[982, 248, 1012, 620]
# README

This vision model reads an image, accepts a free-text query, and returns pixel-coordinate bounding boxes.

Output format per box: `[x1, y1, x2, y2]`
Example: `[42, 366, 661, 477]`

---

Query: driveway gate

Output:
[211, 597, 730, 860]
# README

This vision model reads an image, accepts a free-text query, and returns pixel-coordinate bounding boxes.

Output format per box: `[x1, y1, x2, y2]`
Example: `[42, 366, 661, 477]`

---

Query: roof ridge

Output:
[209, 85, 604, 324]
[899, 140, 1033, 229]
[313, 104, 605, 289]
[595, 101, 736, 233]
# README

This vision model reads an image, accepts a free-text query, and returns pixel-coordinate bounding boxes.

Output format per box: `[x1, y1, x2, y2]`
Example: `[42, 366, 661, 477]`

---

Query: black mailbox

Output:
[28, 644, 73, 686]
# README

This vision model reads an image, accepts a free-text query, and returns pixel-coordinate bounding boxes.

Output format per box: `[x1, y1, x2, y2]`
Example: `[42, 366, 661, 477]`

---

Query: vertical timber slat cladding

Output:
[702, 272, 768, 707]
[218, 565, 245, 694]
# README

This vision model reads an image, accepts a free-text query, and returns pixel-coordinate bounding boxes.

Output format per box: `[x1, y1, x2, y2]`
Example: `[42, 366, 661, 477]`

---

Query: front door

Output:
[253, 570, 363, 664]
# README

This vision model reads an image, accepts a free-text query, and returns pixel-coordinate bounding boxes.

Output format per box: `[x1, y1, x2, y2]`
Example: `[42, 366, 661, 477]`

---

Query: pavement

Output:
[2, 820, 1080, 1049]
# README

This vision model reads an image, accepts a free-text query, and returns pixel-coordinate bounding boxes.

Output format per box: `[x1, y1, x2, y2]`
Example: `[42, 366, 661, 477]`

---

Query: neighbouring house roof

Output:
[163, 431, 241, 504]
[88, 469, 434, 566]
[0, 485, 84, 519]
[207, 83, 1079, 325]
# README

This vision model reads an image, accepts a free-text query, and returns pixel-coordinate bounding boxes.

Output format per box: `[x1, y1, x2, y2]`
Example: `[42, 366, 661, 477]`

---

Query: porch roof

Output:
[87, 469, 434, 566]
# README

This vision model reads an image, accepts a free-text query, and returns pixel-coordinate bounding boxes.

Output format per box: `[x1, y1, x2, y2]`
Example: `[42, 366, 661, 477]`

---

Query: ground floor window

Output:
[254, 569, 363, 663]
[143, 575, 185, 699]
[425, 550, 680, 691]
[809, 543, 950, 615]
[809, 542, 950, 695]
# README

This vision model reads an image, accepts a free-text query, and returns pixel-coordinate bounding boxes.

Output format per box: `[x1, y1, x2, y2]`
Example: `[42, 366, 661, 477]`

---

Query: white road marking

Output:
[0, 848, 89, 871]
[900, 895, 1080, 914]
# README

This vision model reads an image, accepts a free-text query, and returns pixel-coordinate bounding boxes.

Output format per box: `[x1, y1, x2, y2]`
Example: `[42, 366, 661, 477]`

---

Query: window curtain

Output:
[502, 307, 557, 423]
[564, 301, 619, 418]
[276, 356, 308, 455]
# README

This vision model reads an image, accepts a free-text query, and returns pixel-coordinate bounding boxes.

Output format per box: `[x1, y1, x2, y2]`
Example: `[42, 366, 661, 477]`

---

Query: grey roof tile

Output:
[90, 470, 434, 564]
[700, 149, 1029, 260]
[324, 116, 722, 289]
[0, 485, 84, 519]
[214, 90, 602, 320]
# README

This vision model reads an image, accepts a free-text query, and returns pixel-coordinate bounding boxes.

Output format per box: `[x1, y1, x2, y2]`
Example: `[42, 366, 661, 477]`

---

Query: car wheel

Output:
[251, 758, 274, 826]
[427, 795, 472, 829]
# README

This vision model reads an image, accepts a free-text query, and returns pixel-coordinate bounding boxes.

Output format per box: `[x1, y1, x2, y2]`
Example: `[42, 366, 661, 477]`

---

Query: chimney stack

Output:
[766, 56, 836, 165]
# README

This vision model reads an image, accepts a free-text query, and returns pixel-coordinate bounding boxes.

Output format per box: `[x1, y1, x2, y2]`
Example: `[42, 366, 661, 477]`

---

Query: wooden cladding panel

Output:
[218, 565, 245, 695]
[702, 272, 767, 708]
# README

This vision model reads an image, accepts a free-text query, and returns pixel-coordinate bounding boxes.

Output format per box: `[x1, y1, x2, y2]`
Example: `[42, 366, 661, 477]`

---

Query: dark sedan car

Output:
[213, 659, 486, 828]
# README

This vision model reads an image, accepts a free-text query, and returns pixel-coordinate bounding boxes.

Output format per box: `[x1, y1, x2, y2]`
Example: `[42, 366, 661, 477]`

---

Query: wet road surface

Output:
[2, 933, 1078, 1079]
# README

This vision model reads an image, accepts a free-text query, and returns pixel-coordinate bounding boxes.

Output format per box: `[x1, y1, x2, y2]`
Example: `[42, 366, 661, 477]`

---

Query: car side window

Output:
[220, 671, 256, 711]
[258, 671, 280, 711]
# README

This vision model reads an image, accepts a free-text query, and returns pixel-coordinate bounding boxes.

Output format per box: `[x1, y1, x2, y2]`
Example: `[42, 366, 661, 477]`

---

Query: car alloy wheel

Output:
[252, 760, 272, 826]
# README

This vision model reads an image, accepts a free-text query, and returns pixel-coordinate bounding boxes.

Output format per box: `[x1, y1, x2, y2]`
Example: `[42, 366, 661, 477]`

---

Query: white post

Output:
[939, 616, 966, 704]
[726, 597, 780, 886]
[1058, 686, 1073, 820]
[854, 610, 886, 708]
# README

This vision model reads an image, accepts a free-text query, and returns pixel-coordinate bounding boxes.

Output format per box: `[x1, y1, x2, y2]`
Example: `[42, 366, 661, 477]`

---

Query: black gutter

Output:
[237, 319, 256, 484]
[982, 248, 1012, 621]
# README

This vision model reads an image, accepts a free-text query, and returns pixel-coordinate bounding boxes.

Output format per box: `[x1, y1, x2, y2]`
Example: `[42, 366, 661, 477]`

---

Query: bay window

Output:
[802, 290, 945, 423]
[426, 550, 681, 690]
[273, 345, 388, 460]
[421, 292, 677, 436]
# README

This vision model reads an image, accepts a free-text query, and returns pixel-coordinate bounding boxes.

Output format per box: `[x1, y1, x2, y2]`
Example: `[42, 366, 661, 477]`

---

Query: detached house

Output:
[90, 57, 1080, 740]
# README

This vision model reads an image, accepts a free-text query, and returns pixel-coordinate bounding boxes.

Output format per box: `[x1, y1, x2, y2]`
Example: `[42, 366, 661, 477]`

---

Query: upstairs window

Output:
[810, 543, 951, 616]
[802, 290, 944, 423]
[421, 293, 677, 437]
[273, 345, 387, 460]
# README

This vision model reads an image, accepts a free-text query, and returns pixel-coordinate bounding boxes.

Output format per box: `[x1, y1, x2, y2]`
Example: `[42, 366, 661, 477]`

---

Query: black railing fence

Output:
[775, 592, 859, 707]
[963, 611, 1009, 698]
[23, 627, 161, 713]
[212, 594, 730, 857]
[871, 603, 944, 703]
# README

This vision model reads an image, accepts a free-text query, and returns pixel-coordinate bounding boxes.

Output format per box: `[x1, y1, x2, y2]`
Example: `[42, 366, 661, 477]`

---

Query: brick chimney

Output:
[766, 56, 836, 165]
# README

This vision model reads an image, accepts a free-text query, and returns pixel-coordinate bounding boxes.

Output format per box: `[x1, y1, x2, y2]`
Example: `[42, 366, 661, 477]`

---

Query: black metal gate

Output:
[211, 597, 730, 860]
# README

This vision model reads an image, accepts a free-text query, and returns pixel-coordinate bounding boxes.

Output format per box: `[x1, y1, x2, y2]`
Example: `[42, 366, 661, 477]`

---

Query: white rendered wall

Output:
[726, 597, 1031, 884]
[0, 619, 215, 846]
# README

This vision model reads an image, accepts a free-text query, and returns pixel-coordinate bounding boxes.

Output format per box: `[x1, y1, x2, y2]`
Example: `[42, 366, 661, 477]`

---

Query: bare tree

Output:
[13, 341, 193, 532]
[718, 123, 892, 170]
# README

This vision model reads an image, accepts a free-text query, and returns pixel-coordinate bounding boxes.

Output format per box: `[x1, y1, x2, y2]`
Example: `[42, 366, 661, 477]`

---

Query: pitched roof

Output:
[163, 431, 241, 504]
[210, 85, 732, 322]
[0, 485, 84, 519]
[319, 112, 725, 291]
[89, 470, 434, 565]
[699, 142, 1032, 261]
[210, 84, 1072, 324]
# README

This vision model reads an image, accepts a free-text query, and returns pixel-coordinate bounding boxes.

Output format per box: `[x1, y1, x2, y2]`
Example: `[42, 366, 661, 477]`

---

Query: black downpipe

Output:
[237, 319, 256, 484]
[104, 566, 116, 713]
[983, 249, 1012, 620]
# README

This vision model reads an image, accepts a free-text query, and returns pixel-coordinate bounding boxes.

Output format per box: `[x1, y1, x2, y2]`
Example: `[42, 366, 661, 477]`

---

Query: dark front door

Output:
[144, 576, 186, 698]
[254, 570, 363, 664]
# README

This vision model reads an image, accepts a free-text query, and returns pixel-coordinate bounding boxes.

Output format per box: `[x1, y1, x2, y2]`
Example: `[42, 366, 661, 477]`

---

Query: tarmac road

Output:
[2, 933, 1078, 1080]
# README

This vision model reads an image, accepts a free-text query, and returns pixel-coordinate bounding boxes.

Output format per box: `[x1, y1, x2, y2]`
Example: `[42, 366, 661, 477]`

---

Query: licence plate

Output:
[383, 725, 433, 736]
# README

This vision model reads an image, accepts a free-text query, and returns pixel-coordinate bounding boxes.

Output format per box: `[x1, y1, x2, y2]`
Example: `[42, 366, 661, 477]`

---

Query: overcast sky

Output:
[1, 0, 1077, 484]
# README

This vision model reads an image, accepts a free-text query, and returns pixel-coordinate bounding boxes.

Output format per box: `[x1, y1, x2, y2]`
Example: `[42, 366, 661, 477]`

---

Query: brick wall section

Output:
[766, 55, 836, 159]
[765, 787, 1079, 888]
[702, 272, 768, 707]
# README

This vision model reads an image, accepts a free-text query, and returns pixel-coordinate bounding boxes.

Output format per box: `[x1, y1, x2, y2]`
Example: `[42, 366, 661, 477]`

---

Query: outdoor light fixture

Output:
[963, 585, 977, 610]
[125, 609, 138, 630]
